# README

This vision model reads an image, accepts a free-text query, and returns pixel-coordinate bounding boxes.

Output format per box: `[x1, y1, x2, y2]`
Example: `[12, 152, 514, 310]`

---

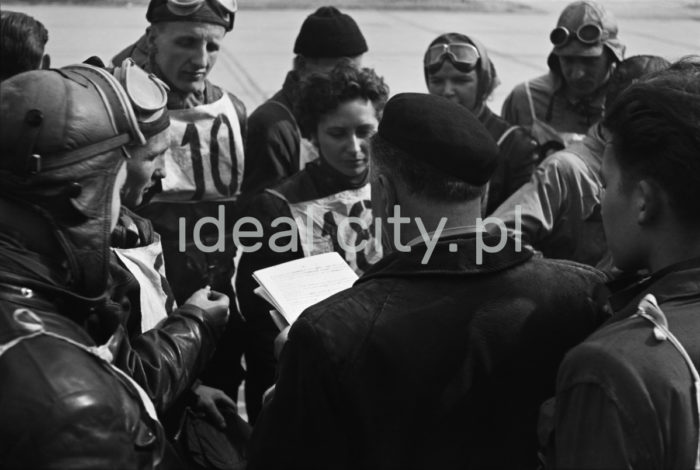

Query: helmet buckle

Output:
[25, 154, 42, 175]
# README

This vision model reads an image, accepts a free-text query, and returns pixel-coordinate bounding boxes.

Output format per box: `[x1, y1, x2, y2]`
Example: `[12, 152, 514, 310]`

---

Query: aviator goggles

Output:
[550, 23, 608, 48]
[113, 58, 170, 139]
[424, 43, 480, 71]
[165, 0, 237, 16]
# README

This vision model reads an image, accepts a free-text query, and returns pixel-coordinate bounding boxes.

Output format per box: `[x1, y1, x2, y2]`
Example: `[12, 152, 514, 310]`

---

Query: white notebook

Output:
[253, 252, 358, 329]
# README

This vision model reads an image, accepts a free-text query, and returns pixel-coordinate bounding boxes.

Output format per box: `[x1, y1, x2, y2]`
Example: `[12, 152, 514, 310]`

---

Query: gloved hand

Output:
[184, 286, 230, 328]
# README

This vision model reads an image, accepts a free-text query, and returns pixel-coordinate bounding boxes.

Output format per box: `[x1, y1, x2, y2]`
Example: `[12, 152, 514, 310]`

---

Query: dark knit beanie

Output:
[293, 6, 368, 58]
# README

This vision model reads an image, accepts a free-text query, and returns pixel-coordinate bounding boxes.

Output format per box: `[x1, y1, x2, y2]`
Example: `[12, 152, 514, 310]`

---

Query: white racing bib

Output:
[113, 233, 173, 333]
[279, 184, 382, 276]
[154, 94, 245, 202]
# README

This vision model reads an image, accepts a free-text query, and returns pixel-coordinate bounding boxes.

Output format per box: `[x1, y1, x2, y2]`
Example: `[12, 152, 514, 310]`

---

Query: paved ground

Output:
[6, 4, 700, 114]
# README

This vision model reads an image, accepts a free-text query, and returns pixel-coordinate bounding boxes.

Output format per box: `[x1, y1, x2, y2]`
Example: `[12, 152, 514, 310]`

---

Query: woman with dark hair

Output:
[236, 61, 389, 422]
[424, 32, 539, 214]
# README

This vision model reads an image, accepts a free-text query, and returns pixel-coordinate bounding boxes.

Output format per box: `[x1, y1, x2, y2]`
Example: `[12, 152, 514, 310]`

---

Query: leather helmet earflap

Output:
[0, 67, 140, 298]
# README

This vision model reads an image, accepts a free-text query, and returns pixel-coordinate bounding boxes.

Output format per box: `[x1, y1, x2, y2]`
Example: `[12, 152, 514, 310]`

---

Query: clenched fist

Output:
[185, 286, 230, 327]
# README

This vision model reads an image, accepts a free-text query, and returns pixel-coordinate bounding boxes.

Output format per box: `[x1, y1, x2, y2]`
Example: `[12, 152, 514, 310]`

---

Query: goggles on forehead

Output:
[113, 59, 170, 138]
[166, 0, 237, 16]
[424, 43, 480, 71]
[550, 23, 607, 48]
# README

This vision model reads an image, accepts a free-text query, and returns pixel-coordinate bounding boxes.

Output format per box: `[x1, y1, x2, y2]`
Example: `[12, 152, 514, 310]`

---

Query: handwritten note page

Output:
[253, 252, 358, 325]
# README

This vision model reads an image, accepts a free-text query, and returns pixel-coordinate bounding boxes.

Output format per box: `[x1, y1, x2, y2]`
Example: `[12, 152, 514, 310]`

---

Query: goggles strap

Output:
[40, 134, 132, 172]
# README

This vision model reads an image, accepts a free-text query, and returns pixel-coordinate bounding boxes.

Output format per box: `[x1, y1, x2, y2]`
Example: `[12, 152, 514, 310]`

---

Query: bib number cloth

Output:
[113, 233, 173, 332]
[282, 184, 382, 276]
[155, 94, 245, 202]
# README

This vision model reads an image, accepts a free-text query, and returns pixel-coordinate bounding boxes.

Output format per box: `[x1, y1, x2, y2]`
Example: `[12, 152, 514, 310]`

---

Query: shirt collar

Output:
[608, 256, 700, 314]
[406, 225, 484, 248]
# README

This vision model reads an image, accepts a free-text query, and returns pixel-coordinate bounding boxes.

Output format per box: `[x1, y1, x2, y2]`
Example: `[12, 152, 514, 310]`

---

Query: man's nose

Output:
[154, 154, 167, 179]
[350, 134, 362, 154]
[190, 45, 208, 69]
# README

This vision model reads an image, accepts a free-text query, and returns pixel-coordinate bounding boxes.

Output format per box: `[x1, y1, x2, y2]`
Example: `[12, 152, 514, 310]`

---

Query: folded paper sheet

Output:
[253, 252, 358, 329]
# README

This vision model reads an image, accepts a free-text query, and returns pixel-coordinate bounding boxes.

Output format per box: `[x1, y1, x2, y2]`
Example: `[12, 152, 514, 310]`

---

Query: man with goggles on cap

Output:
[491, 55, 669, 272]
[0, 64, 177, 469]
[502, 0, 625, 152]
[243, 6, 369, 195]
[72, 58, 236, 434]
[113, 0, 248, 403]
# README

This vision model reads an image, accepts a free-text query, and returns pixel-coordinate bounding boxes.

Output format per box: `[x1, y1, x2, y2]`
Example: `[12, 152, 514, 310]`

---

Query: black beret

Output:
[377, 93, 500, 185]
[294, 6, 368, 58]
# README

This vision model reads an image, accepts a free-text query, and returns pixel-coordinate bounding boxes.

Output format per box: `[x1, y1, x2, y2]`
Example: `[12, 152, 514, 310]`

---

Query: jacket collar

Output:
[276, 159, 369, 202]
[358, 233, 533, 283]
[111, 207, 155, 249]
[608, 256, 700, 319]
[273, 71, 300, 114]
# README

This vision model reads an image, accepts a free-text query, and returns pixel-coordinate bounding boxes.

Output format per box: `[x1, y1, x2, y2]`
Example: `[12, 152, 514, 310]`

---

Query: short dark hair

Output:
[370, 134, 485, 203]
[295, 60, 389, 138]
[604, 54, 670, 105]
[0, 11, 48, 81]
[603, 56, 700, 227]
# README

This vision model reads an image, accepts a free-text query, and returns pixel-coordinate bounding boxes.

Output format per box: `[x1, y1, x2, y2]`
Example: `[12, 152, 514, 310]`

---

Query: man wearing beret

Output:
[502, 0, 625, 152]
[242, 6, 368, 194]
[113, 0, 248, 401]
[491, 55, 669, 271]
[247, 93, 607, 470]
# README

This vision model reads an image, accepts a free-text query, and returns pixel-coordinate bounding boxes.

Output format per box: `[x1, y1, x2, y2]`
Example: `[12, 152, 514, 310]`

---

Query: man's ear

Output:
[637, 179, 662, 225]
[40, 54, 51, 70]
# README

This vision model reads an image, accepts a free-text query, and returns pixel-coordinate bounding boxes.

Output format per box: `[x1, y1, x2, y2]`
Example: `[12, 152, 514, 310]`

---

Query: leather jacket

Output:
[0, 283, 178, 469]
[0, 201, 191, 468]
[109, 208, 229, 414]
